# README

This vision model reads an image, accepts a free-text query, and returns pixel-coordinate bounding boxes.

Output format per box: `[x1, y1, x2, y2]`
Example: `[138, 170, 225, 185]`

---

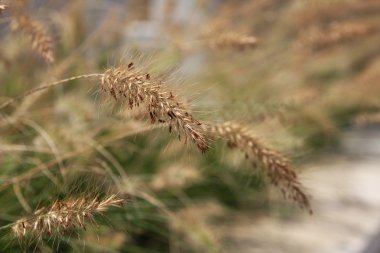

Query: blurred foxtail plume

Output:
[11, 15, 55, 63]
[207, 122, 312, 214]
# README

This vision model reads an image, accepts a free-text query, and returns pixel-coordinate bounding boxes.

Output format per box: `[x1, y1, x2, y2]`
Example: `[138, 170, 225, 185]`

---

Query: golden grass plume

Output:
[11, 194, 123, 241]
[11, 15, 55, 63]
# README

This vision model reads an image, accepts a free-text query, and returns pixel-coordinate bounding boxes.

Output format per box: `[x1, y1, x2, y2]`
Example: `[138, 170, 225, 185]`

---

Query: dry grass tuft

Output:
[101, 63, 208, 152]
[150, 165, 201, 191]
[11, 194, 123, 241]
[207, 122, 312, 213]
[11, 15, 55, 63]
[210, 32, 257, 50]
[354, 112, 380, 126]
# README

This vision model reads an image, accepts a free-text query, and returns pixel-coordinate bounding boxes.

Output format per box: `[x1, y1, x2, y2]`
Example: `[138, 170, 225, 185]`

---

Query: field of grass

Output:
[1, 0, 380, 252]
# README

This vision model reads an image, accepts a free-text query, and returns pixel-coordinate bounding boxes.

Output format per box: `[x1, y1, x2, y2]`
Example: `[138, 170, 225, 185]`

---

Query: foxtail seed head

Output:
[12, 194, 123, 241]
[101, 63, 208, 152]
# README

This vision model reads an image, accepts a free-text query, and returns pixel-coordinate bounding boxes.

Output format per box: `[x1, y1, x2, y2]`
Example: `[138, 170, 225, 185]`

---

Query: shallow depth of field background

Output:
[1, 0, 380, 252]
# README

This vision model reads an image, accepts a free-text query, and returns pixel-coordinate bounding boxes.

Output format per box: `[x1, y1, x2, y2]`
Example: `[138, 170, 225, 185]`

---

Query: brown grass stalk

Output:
[207, 122, 312, 213]
[11, 194, 123, 241]
[0, 74, 103, 110]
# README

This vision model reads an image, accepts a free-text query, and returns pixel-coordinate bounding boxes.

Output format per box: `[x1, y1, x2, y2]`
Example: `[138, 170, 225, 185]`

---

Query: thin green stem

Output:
[0, 222, 15, 231]
[0, 73, 104, 110]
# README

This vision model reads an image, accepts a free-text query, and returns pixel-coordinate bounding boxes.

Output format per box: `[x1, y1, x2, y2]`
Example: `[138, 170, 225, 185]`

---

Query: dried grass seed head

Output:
[100, 63, 208, 152]
[11, 194, 123, 241]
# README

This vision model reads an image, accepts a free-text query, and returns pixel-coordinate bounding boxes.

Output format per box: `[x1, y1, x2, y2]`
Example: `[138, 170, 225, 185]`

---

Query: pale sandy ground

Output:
[218, 128, 380, 253]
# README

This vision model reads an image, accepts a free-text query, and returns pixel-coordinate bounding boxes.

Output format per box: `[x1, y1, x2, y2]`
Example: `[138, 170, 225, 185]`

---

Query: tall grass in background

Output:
[0, 0, 379, 252]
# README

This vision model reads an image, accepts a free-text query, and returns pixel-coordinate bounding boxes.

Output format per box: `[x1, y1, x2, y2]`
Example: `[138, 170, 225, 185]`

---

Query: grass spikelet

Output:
[100, 63, 208, 153]
[207, 122, 312, 213]
[11, 194, 123, 241]
[210, 32, 257, 50]
[11, 15, 55, 63]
